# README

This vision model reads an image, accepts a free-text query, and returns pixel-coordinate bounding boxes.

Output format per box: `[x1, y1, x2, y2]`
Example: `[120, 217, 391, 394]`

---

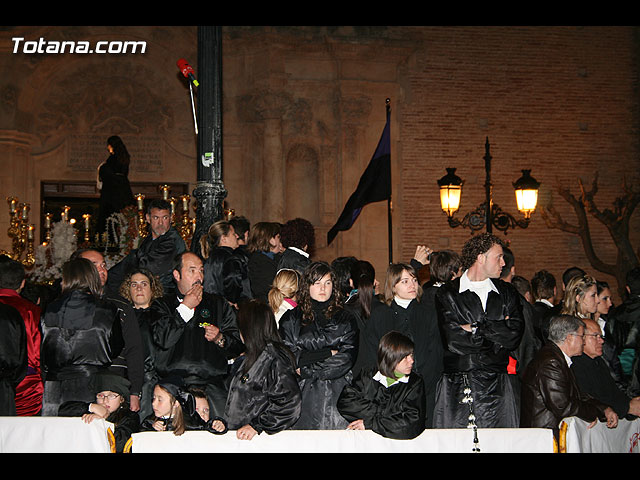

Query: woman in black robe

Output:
[247, 222, 284, 303]
[41, 258, 124, 416]
[278, 261, 358, 430]
[200, 220, 250, 307]
[118, 268, 164, 421]
[224, 300, 301, 439]
[97, 135, 135, 234]
[361, 263, 444, 428]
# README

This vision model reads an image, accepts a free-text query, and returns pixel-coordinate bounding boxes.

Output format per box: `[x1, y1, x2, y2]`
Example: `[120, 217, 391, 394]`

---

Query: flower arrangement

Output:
[103, 205, 142, 268]
[30, 206, 143, 283]
[30, 220, 78, 284]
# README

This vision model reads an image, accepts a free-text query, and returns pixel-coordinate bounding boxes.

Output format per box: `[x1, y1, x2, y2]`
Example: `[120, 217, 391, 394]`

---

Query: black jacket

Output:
[41, 290, 125, 381]
[150, 292, 244, 383]
[224, 343, 302, 433]
[247, 250, 280, 303]
[607, 295, 640, 396]
[435, 276, 524, 373]
[277, 248, 310, 275]
[338, 368, 426, 440]
[0, 303, 27, 415]
[278, 301, 358, 429]
[106, 227, 186, 298]
[571, 353, 635, 419]
[203, 246, 251, 305]
[104, 294, 145, 398]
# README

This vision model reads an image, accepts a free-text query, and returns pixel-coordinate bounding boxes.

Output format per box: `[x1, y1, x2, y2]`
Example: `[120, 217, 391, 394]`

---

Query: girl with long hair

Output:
[224, 300, 301, 439]
[268, 268, 300, 325]
[561, 274, 600, 320]
[278, 261, 358, 429]
[140, 377, 227, 436]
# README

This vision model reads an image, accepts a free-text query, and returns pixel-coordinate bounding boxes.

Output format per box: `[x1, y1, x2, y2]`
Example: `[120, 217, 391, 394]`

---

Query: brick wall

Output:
[397, 26, 640, 303]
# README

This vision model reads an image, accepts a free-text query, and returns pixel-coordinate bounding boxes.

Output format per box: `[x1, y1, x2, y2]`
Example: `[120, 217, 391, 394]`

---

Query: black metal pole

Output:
[484, 136, 493, 234]
[191, 26, 227, 256]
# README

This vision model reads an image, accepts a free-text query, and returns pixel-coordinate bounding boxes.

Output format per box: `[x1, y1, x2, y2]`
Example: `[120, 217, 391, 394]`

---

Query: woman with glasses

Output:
[58, 373, 140, 453]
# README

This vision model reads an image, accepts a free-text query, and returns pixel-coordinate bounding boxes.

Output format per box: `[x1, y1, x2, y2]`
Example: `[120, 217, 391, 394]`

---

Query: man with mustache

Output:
[150, 252, 244, 417]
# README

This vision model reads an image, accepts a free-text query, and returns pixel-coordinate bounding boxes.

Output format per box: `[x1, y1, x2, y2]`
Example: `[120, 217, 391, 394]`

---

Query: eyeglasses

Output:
[96, 393, 121, 400]
[569, 333, 584, 339]
[584, 333, 605, 340]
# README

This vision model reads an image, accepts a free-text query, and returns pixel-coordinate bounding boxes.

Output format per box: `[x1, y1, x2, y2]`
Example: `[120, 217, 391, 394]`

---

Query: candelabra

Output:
[178, 194, 194, 246]
[2, 196, 36, 268]
[134, 193, 148, 238]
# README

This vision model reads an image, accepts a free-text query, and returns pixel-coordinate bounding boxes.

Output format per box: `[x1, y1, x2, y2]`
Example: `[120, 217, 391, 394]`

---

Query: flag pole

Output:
[386, 98, 393, 264]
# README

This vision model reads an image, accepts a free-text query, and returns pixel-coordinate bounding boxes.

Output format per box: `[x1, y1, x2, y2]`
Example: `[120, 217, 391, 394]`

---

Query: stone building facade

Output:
[1, 26, 638, 302]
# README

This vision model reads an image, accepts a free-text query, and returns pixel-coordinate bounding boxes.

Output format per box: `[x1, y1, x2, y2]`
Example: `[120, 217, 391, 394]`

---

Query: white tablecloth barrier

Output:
[131, 427, 554, 453]
[0, 417, 114, 453]
[561, 416, 640, 453]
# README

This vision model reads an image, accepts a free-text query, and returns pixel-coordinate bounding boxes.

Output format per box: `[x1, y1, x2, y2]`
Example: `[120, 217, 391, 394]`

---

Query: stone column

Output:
[256, 92, 290, 223]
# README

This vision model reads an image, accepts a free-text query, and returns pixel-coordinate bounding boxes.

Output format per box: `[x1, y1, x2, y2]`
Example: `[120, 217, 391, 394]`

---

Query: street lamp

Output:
[437, 137, 540, 234]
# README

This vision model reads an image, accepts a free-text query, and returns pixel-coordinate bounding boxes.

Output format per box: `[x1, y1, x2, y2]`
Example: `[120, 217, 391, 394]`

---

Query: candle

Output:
[44, 213, 52, 229]
[83, 214, 91, 230]
[62, 206, 70, 222]
[181, 195, 190, 212]
[160, 185, 170, 200]
[21, 203, 29, 220]
[135, 194, 144, 210]
[27, 224, 34, 240]
[7, 197, 18, 213]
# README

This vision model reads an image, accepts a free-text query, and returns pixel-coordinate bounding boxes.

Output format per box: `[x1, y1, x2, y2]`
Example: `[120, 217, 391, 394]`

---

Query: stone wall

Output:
[1, 26, 638, 302]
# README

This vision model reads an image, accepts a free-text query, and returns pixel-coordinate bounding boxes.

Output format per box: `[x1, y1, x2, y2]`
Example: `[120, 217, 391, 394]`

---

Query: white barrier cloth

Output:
[562, 416, 640, 453]
[0, 416, 114, 453]
[131, 427, 554, 453]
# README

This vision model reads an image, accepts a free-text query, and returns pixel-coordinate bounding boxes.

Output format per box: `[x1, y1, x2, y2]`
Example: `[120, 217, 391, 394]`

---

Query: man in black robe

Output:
[151, 252, 244, 417]
[434, 233, 524, 429]
[106, 199, 186, 298]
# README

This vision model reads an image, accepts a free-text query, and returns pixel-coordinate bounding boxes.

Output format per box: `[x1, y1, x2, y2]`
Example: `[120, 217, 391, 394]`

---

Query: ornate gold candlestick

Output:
[135, 193, 148, 238]
[178, 194, 193, 246]
[82, 214, 91, 243]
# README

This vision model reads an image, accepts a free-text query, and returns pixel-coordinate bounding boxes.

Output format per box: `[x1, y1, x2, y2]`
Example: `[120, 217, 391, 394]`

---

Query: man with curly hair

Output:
[433, 233, 525, 429]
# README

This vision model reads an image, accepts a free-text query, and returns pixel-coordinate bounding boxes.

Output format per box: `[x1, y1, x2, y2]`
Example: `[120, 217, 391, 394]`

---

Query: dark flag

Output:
[327, 109, 391, 245]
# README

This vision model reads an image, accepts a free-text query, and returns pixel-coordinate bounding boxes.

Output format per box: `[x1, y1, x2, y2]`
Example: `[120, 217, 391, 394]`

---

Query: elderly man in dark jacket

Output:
[520, 315, 618, 440]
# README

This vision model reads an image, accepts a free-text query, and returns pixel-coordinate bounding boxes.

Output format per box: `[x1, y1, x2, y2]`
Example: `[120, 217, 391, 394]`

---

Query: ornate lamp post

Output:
[437, 137, 540, 234]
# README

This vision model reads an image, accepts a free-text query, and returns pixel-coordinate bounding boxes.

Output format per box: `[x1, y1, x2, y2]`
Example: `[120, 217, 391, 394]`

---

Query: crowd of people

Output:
[2, 202, 640, 451]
